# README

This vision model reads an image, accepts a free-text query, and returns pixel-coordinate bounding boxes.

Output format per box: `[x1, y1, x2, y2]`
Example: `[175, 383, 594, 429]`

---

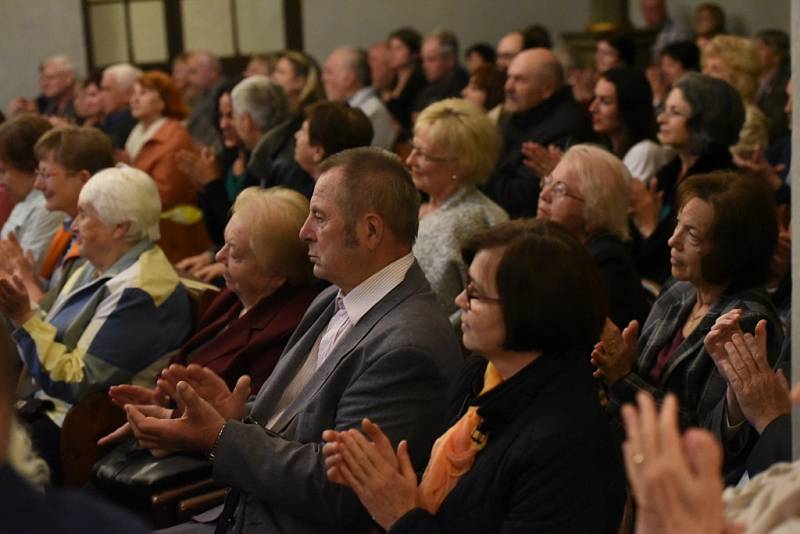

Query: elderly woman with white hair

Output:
[0, 165, 191, 483]
[537, 144, 650, 329]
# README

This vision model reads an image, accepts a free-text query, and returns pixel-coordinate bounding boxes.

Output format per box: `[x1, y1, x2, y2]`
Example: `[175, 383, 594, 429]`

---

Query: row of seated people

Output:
[0, 136, 792, 531]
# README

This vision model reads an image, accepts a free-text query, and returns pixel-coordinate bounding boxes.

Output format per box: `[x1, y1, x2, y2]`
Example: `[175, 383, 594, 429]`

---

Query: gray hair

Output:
[231, 75, 289, 132]
[560, 144, 631, 241]
[43, 55, 75, 75]
[338, 46, 371, 88]
[78, 164, 161, 242]
[428, 28, 459, 59]
[103, 63, 142, 92]
[674, 72, 744, 155]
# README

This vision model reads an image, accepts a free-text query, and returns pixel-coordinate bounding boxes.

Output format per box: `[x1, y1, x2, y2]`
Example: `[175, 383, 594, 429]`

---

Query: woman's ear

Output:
[311, 145, 326, 163]
[112, 221, 131, 241]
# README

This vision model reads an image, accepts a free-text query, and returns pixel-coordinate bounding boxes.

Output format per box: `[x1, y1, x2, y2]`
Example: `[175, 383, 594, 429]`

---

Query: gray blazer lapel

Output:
[249, 289, 337, 423]
[660, 297, 726, 385]
[270, 263, 428, 433]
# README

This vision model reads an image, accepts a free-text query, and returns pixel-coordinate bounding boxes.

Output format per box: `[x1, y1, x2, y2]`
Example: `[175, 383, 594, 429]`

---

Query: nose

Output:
[33, 173, 45, 191]
[299, 215, 313, 242]
[667, 228, 681, 249]
[504, 78, 513, 94]
[215, 243, 228, 263]
[455, 288, 469, 311]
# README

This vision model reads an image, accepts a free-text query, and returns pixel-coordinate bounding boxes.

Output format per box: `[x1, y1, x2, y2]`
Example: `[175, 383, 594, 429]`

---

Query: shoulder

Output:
[107, 246, 185, 306]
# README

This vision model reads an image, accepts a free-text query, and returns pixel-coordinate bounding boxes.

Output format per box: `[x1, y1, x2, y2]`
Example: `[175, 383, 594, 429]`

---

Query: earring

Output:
[451, 174, 458, 181]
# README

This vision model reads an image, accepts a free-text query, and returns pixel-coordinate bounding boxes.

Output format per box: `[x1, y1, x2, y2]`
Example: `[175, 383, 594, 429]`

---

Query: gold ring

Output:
[632, 453, 645, 465]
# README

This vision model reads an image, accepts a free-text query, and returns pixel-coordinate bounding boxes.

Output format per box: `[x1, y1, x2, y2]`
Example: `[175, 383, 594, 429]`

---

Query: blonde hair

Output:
[232, 187, 314, 287]
[414, 98, 499, 185]
[560, 144, 631, 241]
[279, 50, 325, 112]
[8, 417, 50, 492]
[702, 35, 762, 102]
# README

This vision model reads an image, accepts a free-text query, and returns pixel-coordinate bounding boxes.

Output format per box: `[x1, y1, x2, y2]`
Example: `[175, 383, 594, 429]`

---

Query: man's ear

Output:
[361, 213, 385, 251]
[77, 169, 92, 185]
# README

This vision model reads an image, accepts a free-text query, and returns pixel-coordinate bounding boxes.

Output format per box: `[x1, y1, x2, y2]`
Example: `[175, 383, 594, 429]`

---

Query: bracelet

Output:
[207, 422, 227, 462]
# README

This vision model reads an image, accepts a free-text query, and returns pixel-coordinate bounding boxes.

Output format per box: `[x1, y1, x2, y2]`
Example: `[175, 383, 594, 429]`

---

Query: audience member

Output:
[385, 27, 427, 135]
[702, 35, 769, 160]
[537, 145, 650, 329]
[0, 321, 151, 533]
[125, 70, 209, 263]
[39, 55, 78, 120]
[413, 29, 469, 115]
[484, 48, 593, 218]
[231, 75, 312, 197]
[324, 220, 626, 533]
[630, 72, 742, 284]
[591, 66, 673, 180]
[495, 30, 525, 72]
[121, 147, 462, 533]
[408, 98, 507, 318]
[693, 3, 727, 49]
[294, 101, 373, 180]
[368, 41, 396, 101]
[25, 127, 115, 304]
[0, 114, 63, 267]
[652, 40, 700, 106]
[101, 186, 318, 413]
[99, 63, 141, 149]
[186, 50, 226, 150]
[522, 24, 553, 49]
[594, 171, 782, 483]
[244, 53, 278, 78]
[73, 74, 104, 127]
[323, 46, 396, 149]
[4, 165, 192, 483]
[755, 29, 791, 143]
[464, 42, 495, 74]
[640, 0, 692, 61]
[171, 51, 196, 107]
[595, 33, 637, 73]
[460, 64, 506, 119]
[271, 50, 325, 116]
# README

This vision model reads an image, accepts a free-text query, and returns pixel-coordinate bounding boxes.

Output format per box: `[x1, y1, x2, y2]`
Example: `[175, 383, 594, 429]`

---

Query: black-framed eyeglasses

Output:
[539, 175, 585, 202]
[464, 274, 502, 310]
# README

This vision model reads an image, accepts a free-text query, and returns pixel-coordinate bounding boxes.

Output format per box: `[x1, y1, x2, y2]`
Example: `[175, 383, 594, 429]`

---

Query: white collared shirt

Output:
[347, 86, 397, 150]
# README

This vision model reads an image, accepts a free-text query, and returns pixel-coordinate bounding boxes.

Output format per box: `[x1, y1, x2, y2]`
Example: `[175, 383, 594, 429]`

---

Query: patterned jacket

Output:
[14, 241, 192, 407]
[608, 280, 783, 480]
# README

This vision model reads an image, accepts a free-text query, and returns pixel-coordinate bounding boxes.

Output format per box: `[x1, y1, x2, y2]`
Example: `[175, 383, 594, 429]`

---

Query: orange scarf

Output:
[39, 227, 80, 279]
[416, 362, 503, 514]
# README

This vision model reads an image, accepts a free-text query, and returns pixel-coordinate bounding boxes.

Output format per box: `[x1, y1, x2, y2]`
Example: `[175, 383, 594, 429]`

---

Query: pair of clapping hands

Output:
[100, 364, 251, 458]
[0, 232, 41, 325]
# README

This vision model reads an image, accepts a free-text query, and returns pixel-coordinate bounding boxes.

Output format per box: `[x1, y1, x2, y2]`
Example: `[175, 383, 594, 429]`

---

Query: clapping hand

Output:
[591, 318, 639, 385]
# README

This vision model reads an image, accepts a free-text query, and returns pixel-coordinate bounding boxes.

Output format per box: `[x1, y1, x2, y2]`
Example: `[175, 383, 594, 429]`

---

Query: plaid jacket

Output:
[608, 280, 782, 478]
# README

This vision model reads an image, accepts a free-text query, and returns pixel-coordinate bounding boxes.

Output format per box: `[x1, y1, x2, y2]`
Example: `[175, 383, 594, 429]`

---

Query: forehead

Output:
[594, 78, 616, 96]
[422, 39, 441, 55]
[225, 211, 250, 243]
[678, 197, 715, 229]
[551, 158, 580, 187]
[666, 88, 690, 109]
[469, 248, 503, 289]
[311, 168, 343, 209]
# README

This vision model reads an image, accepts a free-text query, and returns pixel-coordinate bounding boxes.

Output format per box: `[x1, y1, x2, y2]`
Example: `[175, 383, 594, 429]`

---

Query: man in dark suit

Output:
[483, 48, 594, 219]
[126, 147, 462, 533]
[0, 321, 150, 533]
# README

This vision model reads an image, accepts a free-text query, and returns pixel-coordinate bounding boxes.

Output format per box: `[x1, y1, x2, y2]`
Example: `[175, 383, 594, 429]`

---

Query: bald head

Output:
[188, 51, 222, 91]
[504, 48, 564, 114]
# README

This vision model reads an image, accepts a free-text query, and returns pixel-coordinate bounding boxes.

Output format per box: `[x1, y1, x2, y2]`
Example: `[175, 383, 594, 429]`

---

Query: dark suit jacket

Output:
[171, 284, 318, 392]
[0, 464, 150, 534]
[483, 86, 594, 219]
[390, 353, 626, 534]
[608, 280, 783, 483]
[211, 262, 462, 533]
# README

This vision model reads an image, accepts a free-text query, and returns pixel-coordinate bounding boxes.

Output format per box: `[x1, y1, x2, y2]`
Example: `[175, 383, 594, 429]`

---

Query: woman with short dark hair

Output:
[323, 220, 626, 533]
[594, 171, 783, 483]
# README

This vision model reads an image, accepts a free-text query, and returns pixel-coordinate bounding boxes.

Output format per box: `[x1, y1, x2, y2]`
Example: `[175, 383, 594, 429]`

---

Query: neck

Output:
[92, 241, 136, 275]
[609, 131, 624, 156]
[238, 284, 279, 312]
[138, 115, 160, 130]
[694, 281, 725, 309]
[12, 179, 34, 202]
[485, 349, 543, 381]
[337, 246, 410, 295]
[244, 129, 265, 151]
[677, 150, 698, 178]
[427, 181, 460, 208]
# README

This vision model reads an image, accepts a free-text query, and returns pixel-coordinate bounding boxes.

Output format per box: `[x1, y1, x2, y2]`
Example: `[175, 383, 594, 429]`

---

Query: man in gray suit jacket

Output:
[126, 147, 462, 533]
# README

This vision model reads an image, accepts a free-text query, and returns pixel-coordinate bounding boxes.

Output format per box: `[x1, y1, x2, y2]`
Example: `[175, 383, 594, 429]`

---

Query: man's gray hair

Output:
[231, 75, 289, 133]
[339, 46, 371, 88]
[79, 164, 162, 242]
[43, 55, 75, 75]
[103, 63, 142, 92]
[428, 28, 459, 59]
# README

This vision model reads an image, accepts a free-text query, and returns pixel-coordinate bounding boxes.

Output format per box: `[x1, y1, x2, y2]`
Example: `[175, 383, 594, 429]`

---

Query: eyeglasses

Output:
[539, 175, 585, 202]
[409, 144, 451, 164]
[464, 274, 501, 310]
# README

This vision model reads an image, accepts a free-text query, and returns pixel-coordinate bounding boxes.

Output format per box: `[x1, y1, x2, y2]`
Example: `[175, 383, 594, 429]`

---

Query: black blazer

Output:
[390, 351, 626, 534]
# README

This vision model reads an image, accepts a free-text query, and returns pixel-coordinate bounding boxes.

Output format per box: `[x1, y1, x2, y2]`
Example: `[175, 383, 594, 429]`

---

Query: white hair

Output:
[43, 54, 75, 75]
[79, 164, 161, 242]
[231, 75, 289, 132]
[103, 63, 142, 92]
